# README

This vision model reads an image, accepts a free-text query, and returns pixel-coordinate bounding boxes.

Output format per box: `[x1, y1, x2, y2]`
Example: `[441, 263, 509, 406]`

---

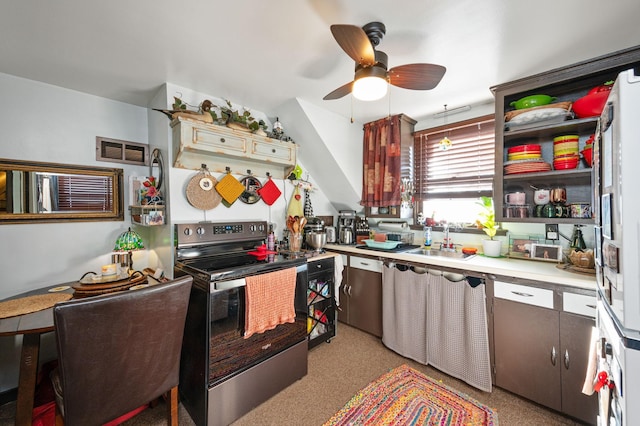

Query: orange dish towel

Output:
[244, 267, 297, 339]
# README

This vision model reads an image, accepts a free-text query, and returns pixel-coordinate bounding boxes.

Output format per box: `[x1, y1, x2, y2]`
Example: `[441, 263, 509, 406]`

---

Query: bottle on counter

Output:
[267, 226, 275, 251]
[423, 225, 432, 248]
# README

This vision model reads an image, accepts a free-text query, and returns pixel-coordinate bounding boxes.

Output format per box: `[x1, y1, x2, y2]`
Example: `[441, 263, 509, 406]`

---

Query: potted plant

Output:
[476, 196, 502, 257]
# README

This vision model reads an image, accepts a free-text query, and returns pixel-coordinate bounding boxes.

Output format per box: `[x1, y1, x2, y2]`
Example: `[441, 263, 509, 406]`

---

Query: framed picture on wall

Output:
[530, 244, 563, 262]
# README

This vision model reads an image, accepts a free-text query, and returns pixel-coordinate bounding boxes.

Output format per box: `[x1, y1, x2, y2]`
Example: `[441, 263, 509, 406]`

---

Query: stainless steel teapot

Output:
[340, 228, 353, 244]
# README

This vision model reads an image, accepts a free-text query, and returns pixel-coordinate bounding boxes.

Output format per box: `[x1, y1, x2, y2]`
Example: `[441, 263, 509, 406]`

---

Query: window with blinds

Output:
[413, 114, 495, 201]
[55, 174, 114, 212]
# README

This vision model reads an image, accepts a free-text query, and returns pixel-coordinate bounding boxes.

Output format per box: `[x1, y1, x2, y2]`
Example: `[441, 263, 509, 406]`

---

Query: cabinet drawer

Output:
[193, 126, 247, 154]
[308, 258, 334, 276]
[494, 281, 553, 309]
[251, 140, 295, 163]
[349, 256, 383, 273]
[563, 292, 597, 318]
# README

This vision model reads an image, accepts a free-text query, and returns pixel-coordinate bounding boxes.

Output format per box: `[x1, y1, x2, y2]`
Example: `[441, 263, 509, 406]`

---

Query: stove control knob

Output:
[250, 224, 256, 232]
[183, 228, 193, 236]
[196, 227, 205, 235]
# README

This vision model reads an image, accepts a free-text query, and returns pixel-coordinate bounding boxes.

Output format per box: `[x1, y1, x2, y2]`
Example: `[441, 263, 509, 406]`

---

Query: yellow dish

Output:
[554, 148, 579, 156]
[508, 153, 542, 160]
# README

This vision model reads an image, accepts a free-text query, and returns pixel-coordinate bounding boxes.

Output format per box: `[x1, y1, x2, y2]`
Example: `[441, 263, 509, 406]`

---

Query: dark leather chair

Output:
[51, 276, 193, 426]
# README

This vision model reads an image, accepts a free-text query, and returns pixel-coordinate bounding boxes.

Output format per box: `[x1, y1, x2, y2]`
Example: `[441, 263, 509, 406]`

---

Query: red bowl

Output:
[554, 153, 579, 160]
[553, 159, 579, 170]
[507, 144, 541, 154]
[581, 147, 593, 167]
[573, 91, 610, 118]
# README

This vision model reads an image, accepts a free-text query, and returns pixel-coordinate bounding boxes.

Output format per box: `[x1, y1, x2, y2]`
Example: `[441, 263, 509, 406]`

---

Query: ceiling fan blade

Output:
[388, 63, 446, 90]
[323, 81, 354, 100]
[330, 24, 375, 66]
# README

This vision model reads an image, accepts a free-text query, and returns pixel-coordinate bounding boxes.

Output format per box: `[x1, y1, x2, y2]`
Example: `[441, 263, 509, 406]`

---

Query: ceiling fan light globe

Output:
[353, 76, 388, 101]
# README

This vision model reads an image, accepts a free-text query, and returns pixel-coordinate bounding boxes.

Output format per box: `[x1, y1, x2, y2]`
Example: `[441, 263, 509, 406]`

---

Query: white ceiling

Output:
[2, 0, 640, 124]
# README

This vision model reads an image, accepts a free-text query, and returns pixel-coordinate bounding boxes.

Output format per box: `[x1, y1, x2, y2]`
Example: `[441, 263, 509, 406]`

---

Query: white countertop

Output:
[306, 251, 340, 262]
[324, 243, 596, 291]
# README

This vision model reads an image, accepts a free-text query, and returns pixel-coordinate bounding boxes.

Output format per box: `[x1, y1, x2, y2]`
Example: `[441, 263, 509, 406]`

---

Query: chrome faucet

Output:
[441, 224, 455, 251]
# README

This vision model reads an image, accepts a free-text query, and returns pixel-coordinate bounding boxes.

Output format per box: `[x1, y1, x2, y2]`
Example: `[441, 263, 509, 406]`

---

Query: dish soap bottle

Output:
[423, 225, 432, 248]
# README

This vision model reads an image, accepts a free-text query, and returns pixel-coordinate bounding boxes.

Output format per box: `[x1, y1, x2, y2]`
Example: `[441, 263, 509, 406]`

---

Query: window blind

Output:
[413, 115, 495, 200]
[56, 175, 113, 211]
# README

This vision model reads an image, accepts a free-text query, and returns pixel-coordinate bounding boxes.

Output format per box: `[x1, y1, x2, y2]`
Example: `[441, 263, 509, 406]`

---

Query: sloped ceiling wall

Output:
[277, 98, 365, 213]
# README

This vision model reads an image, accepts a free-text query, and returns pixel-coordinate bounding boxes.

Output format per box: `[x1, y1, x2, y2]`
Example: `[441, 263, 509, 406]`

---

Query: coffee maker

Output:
[337, 210, 357, 245]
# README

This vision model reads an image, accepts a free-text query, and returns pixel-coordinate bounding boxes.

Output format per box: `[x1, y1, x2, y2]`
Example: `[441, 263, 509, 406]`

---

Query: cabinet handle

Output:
[551, 346, 557, 366]
[586, 304, 596, 310]
[272, 148, 276, 153]
[347, 285, 352, 296]
[315, 264, 322, 269]
[564, 349, 570, 370]
[220, 137, 226, 143]
[360, 262, 370, 266]
[511, 291, 534, 297]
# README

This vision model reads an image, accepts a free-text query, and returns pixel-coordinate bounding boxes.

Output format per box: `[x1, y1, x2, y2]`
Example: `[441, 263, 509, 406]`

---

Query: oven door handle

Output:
[211, 278, 247, 292]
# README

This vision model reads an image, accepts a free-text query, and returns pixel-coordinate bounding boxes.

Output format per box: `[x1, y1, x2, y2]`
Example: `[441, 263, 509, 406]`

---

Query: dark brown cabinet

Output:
[493, 280, 597, 424]
[491, 46, 640, 224]
[494, 297, 562, 410]
[559, 311, 598, 423]
[337, 255, 383, 337]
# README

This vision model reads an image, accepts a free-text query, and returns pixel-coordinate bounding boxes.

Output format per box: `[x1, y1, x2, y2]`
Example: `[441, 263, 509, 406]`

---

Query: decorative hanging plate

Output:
[239, 175, 263, 204]
[186, 171, 222, 210]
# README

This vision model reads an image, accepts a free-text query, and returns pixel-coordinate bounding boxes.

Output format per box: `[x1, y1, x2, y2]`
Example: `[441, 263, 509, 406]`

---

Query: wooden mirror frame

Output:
[0, 158, 124, 224]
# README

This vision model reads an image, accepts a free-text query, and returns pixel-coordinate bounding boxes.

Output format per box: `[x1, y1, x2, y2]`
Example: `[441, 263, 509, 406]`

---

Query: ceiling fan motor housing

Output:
[354, 64, 388, 82]
[355, 51, 388, 72]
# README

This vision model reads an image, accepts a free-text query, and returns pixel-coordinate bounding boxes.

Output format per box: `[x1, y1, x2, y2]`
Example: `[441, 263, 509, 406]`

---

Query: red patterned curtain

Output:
[361, 114, 402, 207]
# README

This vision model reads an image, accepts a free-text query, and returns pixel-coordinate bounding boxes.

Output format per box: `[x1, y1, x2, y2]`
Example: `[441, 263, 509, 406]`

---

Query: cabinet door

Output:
[337, 256, 350, 324]
[559, 311, 598, 424]
[348, 258, 382, 337]
[494, 298, 562, 411]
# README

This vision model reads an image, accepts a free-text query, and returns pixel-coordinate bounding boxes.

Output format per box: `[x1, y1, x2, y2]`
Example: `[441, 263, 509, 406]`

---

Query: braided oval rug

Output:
[323, 365, 498, 426]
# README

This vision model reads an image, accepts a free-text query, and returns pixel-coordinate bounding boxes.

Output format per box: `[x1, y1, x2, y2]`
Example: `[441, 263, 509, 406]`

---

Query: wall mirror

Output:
[0, 158, 124, 223]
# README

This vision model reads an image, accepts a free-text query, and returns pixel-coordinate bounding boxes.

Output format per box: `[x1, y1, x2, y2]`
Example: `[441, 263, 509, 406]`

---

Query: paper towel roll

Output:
[378, 221, 408, 231]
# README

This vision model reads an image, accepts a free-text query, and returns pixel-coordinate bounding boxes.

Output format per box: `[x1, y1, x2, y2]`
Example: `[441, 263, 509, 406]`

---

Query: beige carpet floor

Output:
[0, 323, 585, 425]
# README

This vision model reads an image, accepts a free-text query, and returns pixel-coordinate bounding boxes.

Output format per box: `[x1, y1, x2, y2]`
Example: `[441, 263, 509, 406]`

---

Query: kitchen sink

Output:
[406, 248, 476, 260]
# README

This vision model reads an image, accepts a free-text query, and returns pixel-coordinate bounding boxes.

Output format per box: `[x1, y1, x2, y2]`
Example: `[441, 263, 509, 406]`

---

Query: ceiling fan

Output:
[323, 22, 446, 101]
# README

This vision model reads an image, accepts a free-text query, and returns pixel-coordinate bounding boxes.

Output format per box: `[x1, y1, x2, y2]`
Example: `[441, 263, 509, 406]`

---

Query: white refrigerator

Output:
[593, 67, 640, 425]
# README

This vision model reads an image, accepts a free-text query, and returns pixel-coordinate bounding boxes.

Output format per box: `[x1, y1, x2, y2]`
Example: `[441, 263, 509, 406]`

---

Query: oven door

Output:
[206, 263, 308, 386]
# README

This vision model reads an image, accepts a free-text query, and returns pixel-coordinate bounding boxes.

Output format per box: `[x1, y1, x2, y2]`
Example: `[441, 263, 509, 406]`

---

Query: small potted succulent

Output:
[476, 196, 501, 257]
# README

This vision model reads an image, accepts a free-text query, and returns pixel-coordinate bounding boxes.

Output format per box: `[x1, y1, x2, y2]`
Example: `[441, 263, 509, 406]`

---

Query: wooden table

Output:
[0, 284, 74, 426]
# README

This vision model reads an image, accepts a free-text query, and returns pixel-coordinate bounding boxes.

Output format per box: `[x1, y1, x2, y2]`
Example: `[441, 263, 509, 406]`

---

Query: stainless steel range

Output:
[174, 221, 308, 426]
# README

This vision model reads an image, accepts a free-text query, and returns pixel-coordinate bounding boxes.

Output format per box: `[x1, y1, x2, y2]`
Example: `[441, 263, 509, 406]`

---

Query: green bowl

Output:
[510, 95, 556, 109]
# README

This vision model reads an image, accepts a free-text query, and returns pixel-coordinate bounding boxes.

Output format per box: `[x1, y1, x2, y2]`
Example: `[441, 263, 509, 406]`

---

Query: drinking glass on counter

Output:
[289, 233, 302, 252]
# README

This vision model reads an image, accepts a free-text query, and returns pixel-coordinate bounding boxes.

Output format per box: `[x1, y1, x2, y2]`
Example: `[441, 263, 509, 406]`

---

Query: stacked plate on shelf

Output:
[507, 144, 541, 161]
[505, 144, 551, 175]
[553, 135, 580, 170]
